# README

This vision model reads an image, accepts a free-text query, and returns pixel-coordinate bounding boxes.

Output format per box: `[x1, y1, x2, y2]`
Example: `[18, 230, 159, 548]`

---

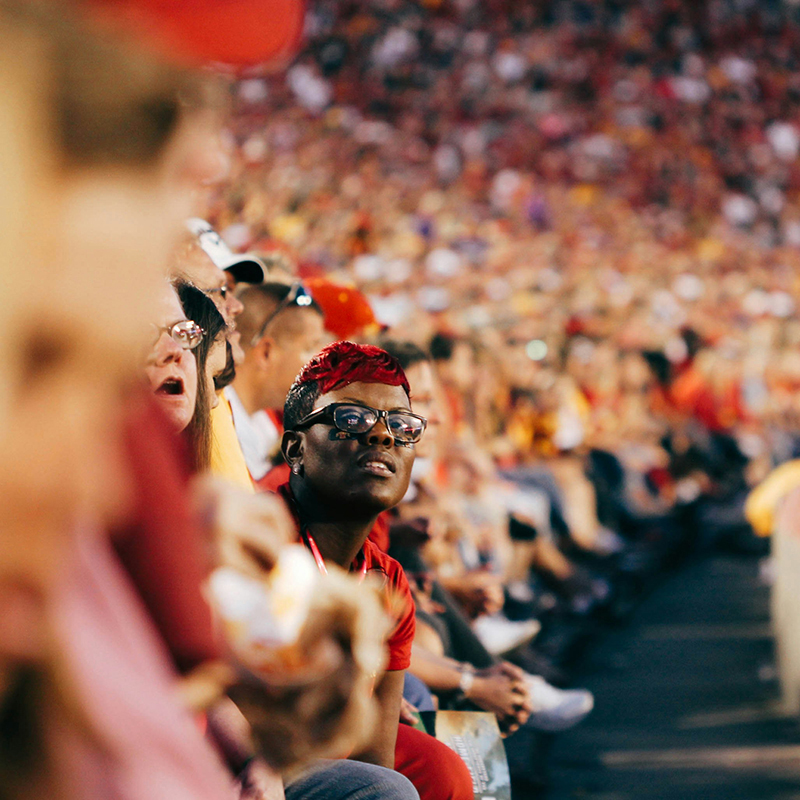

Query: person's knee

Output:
[395, 725, 473, 800]
[425, 737, 473, 800]
[285, 760, 419, 800]
[409, 755, 473, 800]
[441, 748, 474, 800]
[362, 768, 420, 800]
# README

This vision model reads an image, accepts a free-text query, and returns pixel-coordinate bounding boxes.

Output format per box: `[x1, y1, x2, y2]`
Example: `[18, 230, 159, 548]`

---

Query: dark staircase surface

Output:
[545, 555, 800, 799]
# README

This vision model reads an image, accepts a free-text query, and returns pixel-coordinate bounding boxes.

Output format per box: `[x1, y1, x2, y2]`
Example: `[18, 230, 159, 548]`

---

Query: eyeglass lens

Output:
[170, 320, 203, 349]
[332, 405, 424, 442]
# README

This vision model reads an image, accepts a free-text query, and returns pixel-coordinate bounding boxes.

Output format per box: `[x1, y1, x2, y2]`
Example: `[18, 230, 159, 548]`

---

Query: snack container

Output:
[209, 544, 320, 676]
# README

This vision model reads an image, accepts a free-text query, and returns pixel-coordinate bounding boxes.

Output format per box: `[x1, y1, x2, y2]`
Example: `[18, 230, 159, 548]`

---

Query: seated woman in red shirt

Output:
[278, 341, 473, 800]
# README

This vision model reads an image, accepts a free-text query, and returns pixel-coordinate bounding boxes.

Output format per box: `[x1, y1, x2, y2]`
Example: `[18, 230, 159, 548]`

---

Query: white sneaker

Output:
[594, 527, 626, 556]
[524, 674, 594, 732]
[472, 614, 541, 656]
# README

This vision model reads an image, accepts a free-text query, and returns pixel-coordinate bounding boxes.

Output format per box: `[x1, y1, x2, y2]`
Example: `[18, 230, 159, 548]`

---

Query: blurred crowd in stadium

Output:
[210, 0, 800, 454]
[3, 1, 800, 799]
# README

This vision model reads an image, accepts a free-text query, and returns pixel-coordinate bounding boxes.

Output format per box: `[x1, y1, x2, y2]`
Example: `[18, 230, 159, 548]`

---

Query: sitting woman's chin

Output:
[356, 477, 412, 513]
[154, 393, 194, 432]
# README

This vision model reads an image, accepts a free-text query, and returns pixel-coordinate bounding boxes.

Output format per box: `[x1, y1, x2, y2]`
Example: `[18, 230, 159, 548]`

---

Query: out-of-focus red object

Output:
[79, 0, 305, 68]
[305, 277, 382, 341]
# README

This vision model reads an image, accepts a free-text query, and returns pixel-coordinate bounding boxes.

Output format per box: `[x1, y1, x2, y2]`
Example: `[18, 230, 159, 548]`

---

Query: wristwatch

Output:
[457, 663, 476, 697]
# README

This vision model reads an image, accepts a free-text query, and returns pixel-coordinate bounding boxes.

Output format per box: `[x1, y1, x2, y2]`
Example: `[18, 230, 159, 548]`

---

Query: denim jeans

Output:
[403, 672, 435, 712]
[285, 759, 420, 800]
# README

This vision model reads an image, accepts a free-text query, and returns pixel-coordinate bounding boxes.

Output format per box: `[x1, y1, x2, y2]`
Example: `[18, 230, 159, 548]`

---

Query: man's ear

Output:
[255, 336, 273, 370]
[281, 429, 304, 470]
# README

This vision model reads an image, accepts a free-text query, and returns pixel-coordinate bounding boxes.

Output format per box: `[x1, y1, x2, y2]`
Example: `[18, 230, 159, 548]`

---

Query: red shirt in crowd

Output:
[274, 481, 415, 671]
[114, 393, 220, 673]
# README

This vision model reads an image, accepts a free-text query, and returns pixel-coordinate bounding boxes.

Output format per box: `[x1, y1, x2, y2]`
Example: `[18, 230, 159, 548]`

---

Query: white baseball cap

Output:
[186, 218, 265, 284]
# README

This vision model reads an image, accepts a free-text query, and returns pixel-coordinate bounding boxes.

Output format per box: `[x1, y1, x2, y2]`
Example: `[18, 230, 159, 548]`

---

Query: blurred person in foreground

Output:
[277, 341, 473, 800]
[0, 3, 241, 798]
[228, 281, 327, 483]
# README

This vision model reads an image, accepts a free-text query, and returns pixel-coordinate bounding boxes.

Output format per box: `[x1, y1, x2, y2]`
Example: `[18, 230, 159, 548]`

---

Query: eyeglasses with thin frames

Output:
[205, 284, 229, 301]
[152, 319, 205, 350]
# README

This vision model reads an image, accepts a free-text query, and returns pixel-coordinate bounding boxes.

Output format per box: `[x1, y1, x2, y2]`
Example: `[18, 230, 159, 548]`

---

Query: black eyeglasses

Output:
[250, 281, 313, 346]
[292, 403, 427, 444]
[152, 319, 205, 350]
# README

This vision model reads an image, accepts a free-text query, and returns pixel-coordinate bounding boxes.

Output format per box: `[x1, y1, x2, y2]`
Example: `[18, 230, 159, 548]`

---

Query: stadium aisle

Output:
[546, 555, 800, 799]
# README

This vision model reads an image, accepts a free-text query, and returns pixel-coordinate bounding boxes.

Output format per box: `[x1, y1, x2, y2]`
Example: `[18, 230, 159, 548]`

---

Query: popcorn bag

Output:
[208, 545, 392, 770]
[209, 546, 320, 677]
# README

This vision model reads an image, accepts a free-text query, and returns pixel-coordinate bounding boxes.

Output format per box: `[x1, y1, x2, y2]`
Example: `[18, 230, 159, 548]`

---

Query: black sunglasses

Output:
[250, 281, 313, 346]
[292, 402, 427, 445]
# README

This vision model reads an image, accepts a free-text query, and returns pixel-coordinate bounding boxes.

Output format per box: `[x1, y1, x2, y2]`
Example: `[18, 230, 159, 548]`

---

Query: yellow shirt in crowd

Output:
[745, 459, 800, 537]
[210, 395, 255, 493]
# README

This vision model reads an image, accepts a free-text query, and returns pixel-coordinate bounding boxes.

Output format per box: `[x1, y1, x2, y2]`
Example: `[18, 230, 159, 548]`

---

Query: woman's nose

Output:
[366, 418, 394, 447]
[154, 332, 185, 365]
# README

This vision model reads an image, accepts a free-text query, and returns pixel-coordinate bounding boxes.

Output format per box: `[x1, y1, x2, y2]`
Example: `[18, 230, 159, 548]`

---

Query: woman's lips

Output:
[362, 461, 393, 477]
[156, 377, 184, 396]
[357, 453, 396, 477]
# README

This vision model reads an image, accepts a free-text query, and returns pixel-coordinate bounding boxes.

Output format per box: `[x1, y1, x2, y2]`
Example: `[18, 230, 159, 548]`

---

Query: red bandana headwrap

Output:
[295, 341, 410, 396]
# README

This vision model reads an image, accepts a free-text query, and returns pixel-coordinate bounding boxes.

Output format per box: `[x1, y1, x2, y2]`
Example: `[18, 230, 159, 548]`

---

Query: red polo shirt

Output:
[274, 482, 415, 671]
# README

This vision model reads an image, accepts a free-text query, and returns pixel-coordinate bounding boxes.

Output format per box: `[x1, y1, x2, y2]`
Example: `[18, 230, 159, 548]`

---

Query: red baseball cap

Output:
[305, 278, 382, 341]
[78, 0, 305, 69]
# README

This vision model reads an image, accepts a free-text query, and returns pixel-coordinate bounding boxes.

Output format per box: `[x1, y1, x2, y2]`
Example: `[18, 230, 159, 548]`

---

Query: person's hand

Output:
[414, 592, 445, 616]
[399, 696, 419, 725]
[443, 571, 505, 619]
[410, 573, 445, 615]
[239, 758, 286, 800]
[476, 580, 505, 617]
[194, 477, 294, 578]
[468, 663, 531, 736]
[495, 660, 527, 687]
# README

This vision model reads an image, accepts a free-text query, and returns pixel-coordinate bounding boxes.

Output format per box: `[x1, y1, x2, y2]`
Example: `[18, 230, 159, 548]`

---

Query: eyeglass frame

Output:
[250, 281, 313, 347]
[152, 319, 205, 350]
[290, 402, 428, 445]
[205, 284, 229, 301]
